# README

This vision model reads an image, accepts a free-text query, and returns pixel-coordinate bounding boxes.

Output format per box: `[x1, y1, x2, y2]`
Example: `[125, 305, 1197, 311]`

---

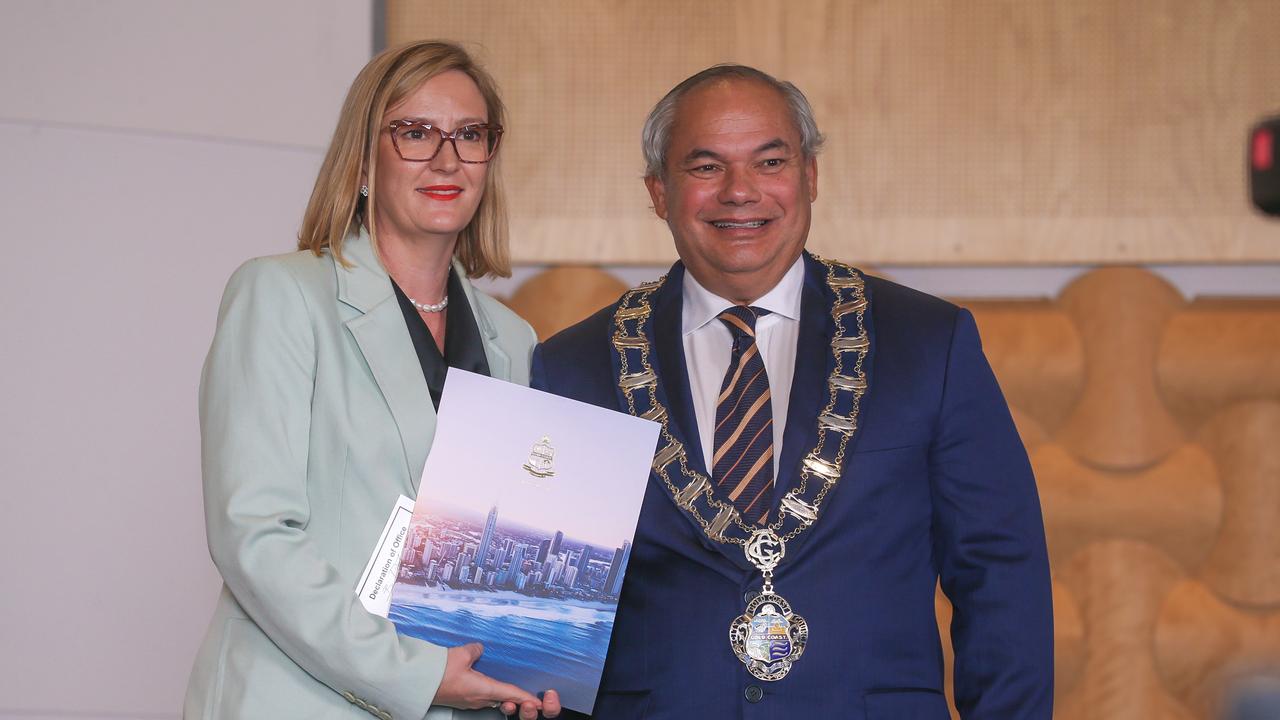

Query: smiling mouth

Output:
[418, 186, 463, 200]
[710, 220, 769, 229]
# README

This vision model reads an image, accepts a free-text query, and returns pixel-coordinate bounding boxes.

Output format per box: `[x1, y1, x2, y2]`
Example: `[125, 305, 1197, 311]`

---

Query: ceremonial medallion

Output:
[609, 256, 871, 684]
[729, 593, 808, 681]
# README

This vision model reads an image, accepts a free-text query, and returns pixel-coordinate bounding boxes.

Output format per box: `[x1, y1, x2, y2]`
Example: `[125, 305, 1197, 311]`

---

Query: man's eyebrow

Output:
[680, 139, 792, 164]
[681, 148, 726, 165]
[755, 138, 790, 153]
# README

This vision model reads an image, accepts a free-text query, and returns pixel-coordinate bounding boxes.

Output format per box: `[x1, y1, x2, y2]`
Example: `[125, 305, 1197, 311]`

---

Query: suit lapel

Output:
[650, 264, 709, 478]
[338, 231, 437, 490]
[848, 269, 876, 453]
[772, 252, 878, 566]
[775, 253, 836, 502]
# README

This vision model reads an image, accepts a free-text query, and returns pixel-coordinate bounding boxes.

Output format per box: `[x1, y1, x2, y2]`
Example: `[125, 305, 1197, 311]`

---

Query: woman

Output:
[185, 41, 562, 720]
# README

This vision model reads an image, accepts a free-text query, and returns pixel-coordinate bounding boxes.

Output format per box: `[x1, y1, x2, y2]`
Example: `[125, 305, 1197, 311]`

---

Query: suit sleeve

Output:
[199, 258, 446, 720]
[928, 308, 1054, 719]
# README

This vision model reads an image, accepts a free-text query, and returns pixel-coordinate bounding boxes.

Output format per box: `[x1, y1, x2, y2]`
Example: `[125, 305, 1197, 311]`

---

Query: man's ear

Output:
[805, 155, 818, 202]
[644, 174, 669, 220]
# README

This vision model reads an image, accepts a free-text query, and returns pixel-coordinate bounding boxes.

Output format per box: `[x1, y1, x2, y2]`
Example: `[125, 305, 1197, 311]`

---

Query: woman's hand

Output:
[506, 689, 561, 719]
[433, 643, 562, 718]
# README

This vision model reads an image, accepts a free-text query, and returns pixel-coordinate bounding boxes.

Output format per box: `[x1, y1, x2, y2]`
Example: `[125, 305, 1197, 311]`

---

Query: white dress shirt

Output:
[681, 256, 805, 478]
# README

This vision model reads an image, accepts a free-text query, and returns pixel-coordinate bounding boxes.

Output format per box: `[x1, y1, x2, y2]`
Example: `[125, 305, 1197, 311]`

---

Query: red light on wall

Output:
[1253, 127, 1274, 171]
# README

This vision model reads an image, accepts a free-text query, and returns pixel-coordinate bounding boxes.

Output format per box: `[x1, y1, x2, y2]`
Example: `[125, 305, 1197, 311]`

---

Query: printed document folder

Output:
[388, 370, 660, 712]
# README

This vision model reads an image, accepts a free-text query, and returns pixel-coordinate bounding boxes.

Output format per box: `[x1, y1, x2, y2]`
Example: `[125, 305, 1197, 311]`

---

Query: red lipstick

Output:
[418, 185, 463, 201]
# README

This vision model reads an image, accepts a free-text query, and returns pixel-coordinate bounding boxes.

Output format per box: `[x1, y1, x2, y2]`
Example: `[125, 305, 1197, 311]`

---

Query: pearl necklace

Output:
[407, 294, 448, 313]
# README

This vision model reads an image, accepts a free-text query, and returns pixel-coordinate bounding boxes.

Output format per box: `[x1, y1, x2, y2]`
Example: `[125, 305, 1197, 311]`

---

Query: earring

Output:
[360, 185, 369, 197]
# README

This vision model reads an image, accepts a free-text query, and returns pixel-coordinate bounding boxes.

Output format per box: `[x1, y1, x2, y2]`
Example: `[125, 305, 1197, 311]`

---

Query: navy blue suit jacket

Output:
[531, 253, 1053, 720]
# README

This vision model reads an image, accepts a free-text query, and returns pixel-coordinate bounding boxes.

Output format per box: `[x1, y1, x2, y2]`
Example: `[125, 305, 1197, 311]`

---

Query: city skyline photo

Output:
[387, 371, 659, 712]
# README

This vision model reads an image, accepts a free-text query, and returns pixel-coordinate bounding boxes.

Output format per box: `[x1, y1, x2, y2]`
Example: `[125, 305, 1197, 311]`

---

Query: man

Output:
[532, 65, 1053, 719]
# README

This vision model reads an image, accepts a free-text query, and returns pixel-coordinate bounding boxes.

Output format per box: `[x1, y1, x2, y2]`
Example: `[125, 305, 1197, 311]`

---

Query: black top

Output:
[391, 269, 491, 409]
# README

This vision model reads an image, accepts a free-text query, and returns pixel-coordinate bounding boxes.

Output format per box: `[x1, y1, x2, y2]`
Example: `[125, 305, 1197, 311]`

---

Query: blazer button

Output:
[743, 589, 759, 604]
[744, 684, 764, 703]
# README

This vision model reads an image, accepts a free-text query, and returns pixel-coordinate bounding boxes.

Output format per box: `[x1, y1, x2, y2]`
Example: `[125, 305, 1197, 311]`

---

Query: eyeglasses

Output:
[387, 120, 503, 163]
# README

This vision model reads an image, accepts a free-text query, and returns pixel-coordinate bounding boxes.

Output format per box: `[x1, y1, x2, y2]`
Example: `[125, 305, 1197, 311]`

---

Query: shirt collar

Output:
[681, 254, 806, 335]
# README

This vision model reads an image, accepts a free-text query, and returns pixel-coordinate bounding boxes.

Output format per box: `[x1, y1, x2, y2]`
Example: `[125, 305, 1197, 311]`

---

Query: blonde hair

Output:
[298, 40, 510, 278]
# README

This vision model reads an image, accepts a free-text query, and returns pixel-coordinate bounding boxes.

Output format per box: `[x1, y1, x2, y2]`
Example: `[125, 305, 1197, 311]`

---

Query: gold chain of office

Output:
[609, 257, 870, 569]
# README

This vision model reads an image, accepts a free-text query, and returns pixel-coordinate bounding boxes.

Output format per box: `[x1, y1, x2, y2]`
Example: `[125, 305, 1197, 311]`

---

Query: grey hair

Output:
[641, 64, 825, 179]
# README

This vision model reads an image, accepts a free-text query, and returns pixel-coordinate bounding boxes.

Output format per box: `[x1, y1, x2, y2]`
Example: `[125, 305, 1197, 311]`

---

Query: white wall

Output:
[0, 2, 372, 717]
[0, 3, 1276, 719]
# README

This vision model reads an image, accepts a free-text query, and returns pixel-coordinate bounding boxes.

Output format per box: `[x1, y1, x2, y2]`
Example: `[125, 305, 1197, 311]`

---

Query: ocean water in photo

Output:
[389, 586, 616, 712]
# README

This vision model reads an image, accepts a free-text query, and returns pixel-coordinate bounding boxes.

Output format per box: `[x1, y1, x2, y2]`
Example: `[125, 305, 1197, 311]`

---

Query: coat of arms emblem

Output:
[522, 436, 557, 479]
[745, 603, 792, 662]
[729, 593, 807, 681]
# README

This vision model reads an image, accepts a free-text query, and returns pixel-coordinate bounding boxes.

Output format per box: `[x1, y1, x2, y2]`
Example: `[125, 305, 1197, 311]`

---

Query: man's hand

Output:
[504, 690, 562, 720]
[432, 643, 562, 718]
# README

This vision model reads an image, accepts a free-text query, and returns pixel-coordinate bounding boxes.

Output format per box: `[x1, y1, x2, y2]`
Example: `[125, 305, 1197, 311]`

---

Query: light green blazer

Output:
[184, 230, 536, 720]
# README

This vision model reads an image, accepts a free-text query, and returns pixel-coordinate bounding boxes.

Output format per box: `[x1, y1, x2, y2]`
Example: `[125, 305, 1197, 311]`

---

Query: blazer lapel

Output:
[338, 231, 437, 490]
[452, 258, 511, 380]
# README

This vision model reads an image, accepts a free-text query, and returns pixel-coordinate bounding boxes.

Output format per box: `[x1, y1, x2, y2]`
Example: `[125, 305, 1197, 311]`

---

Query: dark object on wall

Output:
[1250, 116, 1280, 216]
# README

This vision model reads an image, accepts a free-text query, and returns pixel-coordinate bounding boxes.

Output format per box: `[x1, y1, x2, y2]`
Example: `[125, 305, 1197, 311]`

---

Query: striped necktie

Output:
[712, 305, 774, 524]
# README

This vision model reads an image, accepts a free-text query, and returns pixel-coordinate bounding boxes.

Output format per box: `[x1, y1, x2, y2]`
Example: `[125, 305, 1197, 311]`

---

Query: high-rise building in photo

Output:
[547, 557, 564, 587]
[575, 544, 594, 588]
[477, 505, 498, 568]
[603, 544, 625, 597]
[501, 544, 527, 588]
[607, 541, 632, 597]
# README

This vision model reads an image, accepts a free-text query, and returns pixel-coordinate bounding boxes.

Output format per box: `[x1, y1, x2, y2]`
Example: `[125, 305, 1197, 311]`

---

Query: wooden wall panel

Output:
[389, 0, 1280, 265]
